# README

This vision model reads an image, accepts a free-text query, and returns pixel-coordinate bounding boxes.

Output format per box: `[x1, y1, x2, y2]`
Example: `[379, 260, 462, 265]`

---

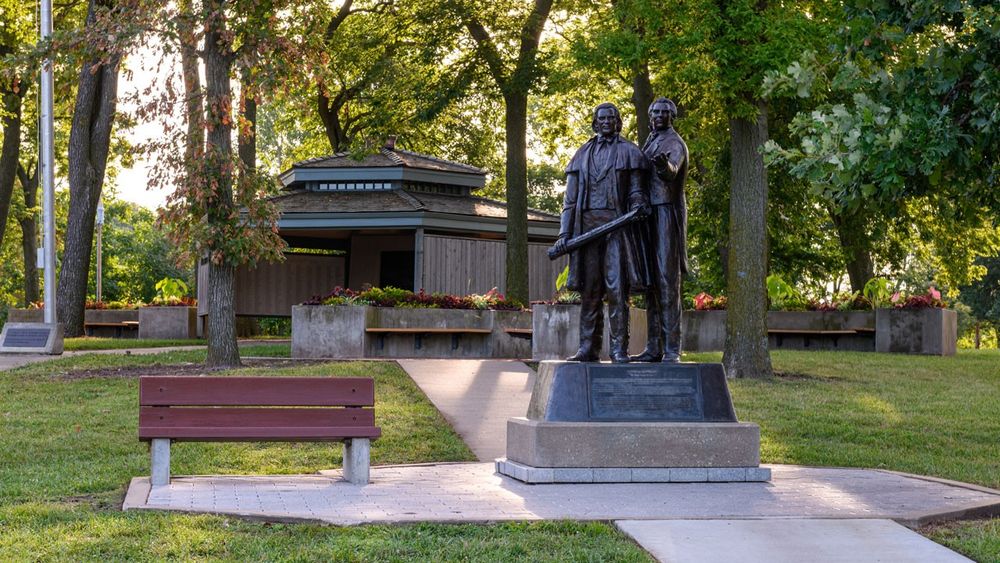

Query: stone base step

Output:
[495, 458, 771, 484]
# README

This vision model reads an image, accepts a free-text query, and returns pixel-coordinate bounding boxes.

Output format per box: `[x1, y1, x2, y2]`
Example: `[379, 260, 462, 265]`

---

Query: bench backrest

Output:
[140, 376, 375, 407]
[138, 376, 380, 441]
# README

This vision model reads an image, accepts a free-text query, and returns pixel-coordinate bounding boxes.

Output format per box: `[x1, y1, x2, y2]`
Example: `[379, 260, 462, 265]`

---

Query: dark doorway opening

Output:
[379, 250, 415, 290]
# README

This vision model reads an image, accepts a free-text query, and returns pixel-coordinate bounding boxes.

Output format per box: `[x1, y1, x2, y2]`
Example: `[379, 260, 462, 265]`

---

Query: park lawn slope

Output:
[1, 355, 474, 502]
[685, 349, 1000, 562]
[0, 350, 649, 561]
[686, 349, 1000, 489]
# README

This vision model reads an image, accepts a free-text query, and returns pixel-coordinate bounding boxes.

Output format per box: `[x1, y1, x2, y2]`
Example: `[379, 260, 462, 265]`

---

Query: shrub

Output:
[84, 300, 144, 310]
[891, 287, 947, 309]
[149, 277, 195, 307]
[693, 292, 727, 310]
[863, 277, 893, 309]
[305, 286, 524, 311]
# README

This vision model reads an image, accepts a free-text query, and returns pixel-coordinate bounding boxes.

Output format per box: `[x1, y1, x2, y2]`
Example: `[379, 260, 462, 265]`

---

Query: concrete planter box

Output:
[683, 310, 878, 352]
[531, 304, 647, 360]
[7, 308, 43, 323]
[292, 305, 532, 359]
[681, 310, 727, 352]
[138, 306, 197, 339]
[875, 308, 957, 356]
[766, 310, 875, 352]
[7, 308, 140, 338]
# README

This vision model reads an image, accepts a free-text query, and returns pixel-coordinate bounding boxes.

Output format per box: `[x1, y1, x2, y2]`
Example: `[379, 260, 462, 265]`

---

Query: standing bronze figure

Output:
[553, 103, 650, 363]
[632, 97, 689, 363]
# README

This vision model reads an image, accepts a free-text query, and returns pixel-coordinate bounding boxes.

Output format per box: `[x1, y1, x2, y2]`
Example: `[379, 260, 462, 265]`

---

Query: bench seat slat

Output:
[767, 329, 858, 335]
[139, 426, 382, 441]
[140, 377, 374, 406]
[140, 406, 374, 428]
[364, 327, 492, 334]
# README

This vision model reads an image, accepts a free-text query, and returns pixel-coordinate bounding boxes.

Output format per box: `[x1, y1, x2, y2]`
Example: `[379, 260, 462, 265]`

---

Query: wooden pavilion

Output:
[198, 141, 565, 319]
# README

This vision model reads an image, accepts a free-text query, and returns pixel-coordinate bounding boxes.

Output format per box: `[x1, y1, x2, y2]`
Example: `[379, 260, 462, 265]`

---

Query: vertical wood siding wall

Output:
[422, 235, 567, 301]
[230, 254, 346, 316]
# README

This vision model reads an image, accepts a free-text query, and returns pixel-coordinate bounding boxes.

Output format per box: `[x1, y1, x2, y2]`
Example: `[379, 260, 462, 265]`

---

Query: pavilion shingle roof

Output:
[271, 189, 557, 222]
[291, 148, 486, 176]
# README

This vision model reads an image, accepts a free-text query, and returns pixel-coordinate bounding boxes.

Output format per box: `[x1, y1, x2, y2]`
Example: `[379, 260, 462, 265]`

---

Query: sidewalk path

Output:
[616, 519, 972, 562]
[396, 359, 534, 461]
[125, 462, 1000, 529]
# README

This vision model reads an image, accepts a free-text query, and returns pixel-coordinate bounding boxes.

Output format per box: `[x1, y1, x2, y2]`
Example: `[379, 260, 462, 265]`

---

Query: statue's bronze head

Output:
[591, 103, 624, 136]
[648, 97, 677, 130]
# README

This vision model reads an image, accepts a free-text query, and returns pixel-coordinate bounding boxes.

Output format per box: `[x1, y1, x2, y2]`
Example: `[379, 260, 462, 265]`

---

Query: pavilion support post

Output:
[414, 227, 424, 292]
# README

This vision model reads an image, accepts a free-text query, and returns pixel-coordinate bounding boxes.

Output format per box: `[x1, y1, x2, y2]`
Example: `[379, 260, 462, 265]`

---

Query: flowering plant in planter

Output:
[692, 292, 727, 310]
[305, 286, 524, 311]
[147, 278, 196, 307]
[891, 287, 947, 309]
[807, 292, 868, 311]
[85, 300, 144, 310]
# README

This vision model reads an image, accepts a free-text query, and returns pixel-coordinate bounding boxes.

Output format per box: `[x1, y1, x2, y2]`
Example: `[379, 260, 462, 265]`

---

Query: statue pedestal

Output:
[496, 361, 770, 483]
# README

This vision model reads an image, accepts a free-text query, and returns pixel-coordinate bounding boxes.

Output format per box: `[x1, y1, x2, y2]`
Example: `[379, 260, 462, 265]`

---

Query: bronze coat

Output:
[560, 135, 651, 293]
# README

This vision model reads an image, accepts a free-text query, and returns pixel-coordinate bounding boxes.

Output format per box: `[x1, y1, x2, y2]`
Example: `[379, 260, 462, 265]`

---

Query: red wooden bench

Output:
[139, 376, 381, 486]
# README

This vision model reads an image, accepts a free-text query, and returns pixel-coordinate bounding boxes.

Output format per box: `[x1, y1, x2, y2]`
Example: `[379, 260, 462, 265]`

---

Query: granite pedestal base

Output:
[495, 458, 771, 483]
[498, 361, 769, 484]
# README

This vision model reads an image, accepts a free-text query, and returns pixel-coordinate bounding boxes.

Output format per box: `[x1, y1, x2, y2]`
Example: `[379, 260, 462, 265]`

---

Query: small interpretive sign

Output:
[587, 364, 704, 421]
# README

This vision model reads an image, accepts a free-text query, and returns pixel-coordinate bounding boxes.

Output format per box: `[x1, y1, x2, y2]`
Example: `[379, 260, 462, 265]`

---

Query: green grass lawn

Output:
[62, 338, 291, 355]
[684, 349, 1000, 488]
[685, 349, 1000, 561]
[0, 350, 649, 561]
[3, 349, 998, 561]
[63, 338, 209, 351]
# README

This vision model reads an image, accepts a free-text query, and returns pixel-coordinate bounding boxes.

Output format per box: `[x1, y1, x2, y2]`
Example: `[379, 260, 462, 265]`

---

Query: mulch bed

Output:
[54, 359, 325, 381]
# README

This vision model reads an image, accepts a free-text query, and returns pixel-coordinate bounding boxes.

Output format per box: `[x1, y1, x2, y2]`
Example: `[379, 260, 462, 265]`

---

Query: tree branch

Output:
[462, 15, 508, 86]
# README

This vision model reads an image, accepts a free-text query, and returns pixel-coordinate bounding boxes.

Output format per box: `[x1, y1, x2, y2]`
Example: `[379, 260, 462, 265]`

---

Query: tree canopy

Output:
[1, 0, 998, 352]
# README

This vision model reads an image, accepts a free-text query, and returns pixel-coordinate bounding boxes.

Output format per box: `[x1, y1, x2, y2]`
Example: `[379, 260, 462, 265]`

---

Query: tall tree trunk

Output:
[0, 60, 21, 253]
[238, 74, 256, 173]
[18, 163, 39, 305]
[461, 0, 552, 304]
[317, 94, 346, 152]
[57, 0, 122, 336]
[203, 0, 240, 368]
[723, 101, 773, 378]
[829, 207, 873, 293]
[315, 0, 354, 153]
[179, 0, 203, 162]
[504, 91, 529, 303]
[630, 60, 653, 143]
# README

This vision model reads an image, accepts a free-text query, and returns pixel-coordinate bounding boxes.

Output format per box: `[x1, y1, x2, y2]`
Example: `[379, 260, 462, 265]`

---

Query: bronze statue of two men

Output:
[552, 98, 688, 364]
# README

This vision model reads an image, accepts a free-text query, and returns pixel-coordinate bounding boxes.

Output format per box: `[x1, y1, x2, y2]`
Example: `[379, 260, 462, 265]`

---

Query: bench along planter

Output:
[684, 310, 876, 352]
[765, 311, 876, 352]
[7, 308, 140, 338]
[291, 305, 532, 359]
[139, 376, 380, 485]
[531, 304, 647, 361]
[682, 309, 955, 355]
[876, 307, 957, 356]
[138, 306, 198, 339]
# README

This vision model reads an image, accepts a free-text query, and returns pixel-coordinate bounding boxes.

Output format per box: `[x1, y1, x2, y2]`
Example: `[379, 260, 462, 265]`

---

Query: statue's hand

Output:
[553, 236, 569, 256]
[654, 151, 671, 169]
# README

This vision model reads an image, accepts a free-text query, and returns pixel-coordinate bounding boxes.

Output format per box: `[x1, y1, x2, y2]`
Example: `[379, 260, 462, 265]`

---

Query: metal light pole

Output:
[40, 0, 57, 324]
[96, 203, 104, 303]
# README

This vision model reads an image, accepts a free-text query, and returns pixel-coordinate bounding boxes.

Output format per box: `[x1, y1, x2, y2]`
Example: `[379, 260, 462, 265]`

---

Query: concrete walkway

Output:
[117, 359, 998, 561]
[397, 359, 534, 461]
[125, 463, 1000, 530]
[616, 519, 972, 562]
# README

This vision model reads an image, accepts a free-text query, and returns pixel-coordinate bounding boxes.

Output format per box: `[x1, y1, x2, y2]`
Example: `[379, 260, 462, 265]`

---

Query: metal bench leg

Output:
[342, 438, 370, 485]
[150, 438, 171, 486]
